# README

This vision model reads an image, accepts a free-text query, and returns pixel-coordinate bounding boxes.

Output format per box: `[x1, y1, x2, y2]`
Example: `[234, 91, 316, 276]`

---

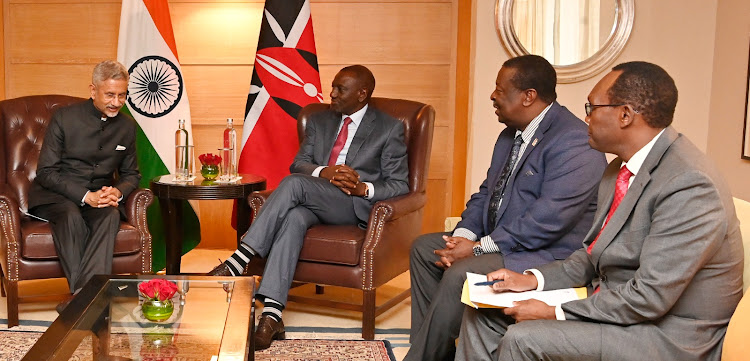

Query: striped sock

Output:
[225, 243, 255, 276]
[262, 297, 284, 323]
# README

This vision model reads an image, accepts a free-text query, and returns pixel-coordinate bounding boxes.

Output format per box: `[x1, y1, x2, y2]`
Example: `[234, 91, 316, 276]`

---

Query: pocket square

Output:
[525, 170, 535, 176]
[115, 145, 126, 151]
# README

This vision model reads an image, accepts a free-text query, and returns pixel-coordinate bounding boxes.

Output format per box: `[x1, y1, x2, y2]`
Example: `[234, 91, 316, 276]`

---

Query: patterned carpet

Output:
[0, 331, 396, 361]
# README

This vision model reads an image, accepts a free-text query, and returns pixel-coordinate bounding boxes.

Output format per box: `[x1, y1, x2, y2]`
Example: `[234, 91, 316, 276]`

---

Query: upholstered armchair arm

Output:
[369, 191, 426, 223]
[125, 188, 154, 225]
[361, 191, 427, 288]
[124, 188, 154, 273]
[0, 184, 23, 280]
[248, 189, 275, 222]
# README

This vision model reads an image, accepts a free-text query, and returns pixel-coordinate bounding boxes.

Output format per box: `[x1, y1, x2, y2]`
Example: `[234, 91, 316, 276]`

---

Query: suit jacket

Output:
[290, 105, 409, 222]
[29, 99, 141, 215]
[539, 127, 744, 361]
[456, 102, 607, 272]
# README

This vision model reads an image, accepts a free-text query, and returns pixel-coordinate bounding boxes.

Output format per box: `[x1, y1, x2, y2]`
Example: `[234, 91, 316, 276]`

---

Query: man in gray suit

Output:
[455, 61, 744, 361]
[207, 65, 409, 350]
[29, 60, 140, 312]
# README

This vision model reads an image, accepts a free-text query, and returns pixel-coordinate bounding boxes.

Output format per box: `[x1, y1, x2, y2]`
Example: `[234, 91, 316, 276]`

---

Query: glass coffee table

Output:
[23, 275, 255, 361]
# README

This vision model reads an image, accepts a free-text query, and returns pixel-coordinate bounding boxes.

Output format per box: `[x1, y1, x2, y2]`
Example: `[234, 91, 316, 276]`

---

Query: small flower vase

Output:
[200, 164, 219, 180]
[141, 299, 174, 322]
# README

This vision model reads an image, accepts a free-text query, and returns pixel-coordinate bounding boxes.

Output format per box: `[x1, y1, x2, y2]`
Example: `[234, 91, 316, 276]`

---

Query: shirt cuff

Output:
[452, 227, 478, 241]
[363, 182, 374, 199]
[312, 166, 325, 177]
[81, 191, 89, 206]
[480, 235, 500, 253]
[524, 269, 545, 291]
[554, 305, 567, 320]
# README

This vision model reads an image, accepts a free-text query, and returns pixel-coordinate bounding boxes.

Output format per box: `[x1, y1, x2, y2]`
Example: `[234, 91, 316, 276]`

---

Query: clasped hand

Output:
[84, 186, 121, 208]
[485, 268, 556, 322]
[434, 235, 475, 269]
[320, 165, 367, 197]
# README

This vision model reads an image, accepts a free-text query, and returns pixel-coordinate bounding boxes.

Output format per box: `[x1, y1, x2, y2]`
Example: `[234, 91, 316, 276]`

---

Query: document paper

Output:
[462, 272, 586, 309]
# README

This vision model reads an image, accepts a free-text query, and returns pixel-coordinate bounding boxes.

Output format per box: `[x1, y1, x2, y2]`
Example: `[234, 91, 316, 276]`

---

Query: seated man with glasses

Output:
[455, 61, 743, 361]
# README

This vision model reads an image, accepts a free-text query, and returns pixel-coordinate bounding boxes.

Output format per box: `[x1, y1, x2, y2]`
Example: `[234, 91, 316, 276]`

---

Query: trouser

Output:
[242, 174, 361, 305]
[404, 232, 504, 361]
[31, 200, 120, 293]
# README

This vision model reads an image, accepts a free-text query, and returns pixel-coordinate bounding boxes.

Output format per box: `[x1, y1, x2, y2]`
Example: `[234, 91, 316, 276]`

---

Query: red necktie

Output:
[587, 165, 633, 254]
[327, 117, 353, 166]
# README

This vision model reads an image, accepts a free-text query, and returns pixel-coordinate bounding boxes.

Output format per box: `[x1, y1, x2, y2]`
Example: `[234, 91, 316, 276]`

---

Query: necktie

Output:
[487, 134, 524, 226]
[587, 165, 633, 254]
[327, 117, 353, 166]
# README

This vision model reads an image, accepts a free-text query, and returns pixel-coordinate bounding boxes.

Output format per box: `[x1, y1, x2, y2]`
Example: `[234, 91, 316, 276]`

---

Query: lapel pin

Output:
[531, 138, 538, 146]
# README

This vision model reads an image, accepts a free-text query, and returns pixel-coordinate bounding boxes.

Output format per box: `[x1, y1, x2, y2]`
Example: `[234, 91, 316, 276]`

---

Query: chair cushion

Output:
[299, 225, 366, 266]
[20, 220, 142, 260]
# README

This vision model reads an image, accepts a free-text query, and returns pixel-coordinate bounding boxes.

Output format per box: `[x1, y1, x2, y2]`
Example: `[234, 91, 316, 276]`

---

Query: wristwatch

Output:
[363, 184, 370, 198]
[472, 243, 484, 257]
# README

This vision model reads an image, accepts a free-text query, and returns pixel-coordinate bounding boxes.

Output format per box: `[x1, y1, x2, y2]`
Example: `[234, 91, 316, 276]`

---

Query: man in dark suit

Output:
[29, 60, 141, 310]
[405, 55, 607, 361]
[207, 65, 409, 350]
[456, 62, 743, 361]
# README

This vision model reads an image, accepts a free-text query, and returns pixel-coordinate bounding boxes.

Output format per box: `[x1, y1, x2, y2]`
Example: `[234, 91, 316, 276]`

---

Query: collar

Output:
[514, 103, 553, 144]
[86, 98, 117, 122]
[342, 103, 368, 127]
[622, 128, 666, 176]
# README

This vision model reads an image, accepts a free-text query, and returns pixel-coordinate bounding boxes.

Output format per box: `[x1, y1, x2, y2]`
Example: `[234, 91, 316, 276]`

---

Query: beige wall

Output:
[466, 0, 730, 200]
[707, 0, 750, 201]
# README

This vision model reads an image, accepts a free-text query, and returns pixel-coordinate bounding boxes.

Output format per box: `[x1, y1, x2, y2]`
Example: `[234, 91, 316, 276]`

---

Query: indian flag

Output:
[117, 0, 200, 271]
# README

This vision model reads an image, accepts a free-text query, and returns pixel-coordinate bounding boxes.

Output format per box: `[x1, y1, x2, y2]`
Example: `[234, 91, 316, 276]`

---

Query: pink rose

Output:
[139, 279, 178, 301]
[138, 281, 157, 299]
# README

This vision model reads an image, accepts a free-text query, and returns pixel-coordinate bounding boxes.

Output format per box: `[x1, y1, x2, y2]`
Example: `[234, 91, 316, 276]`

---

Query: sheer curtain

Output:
[512, 0, 602, 65]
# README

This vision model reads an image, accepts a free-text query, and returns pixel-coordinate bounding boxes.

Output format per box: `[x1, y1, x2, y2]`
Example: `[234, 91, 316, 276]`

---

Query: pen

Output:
[474, 280, 501, 286]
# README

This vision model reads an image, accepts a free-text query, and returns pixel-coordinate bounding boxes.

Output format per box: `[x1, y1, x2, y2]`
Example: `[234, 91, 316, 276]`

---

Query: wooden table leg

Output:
[159, 197, 184, 274]
[236, 198, 252, 249]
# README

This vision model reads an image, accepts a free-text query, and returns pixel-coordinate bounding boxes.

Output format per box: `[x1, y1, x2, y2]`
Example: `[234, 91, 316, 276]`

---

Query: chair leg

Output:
[362, 289, 376, 340]
[6, 280, 19, 328]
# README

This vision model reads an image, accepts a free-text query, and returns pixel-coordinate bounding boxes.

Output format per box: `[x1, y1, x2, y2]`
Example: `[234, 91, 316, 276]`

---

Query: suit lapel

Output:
[491, 103, 557, 223]
[590, 127, 679, 264]
[345, 107, 376, 164]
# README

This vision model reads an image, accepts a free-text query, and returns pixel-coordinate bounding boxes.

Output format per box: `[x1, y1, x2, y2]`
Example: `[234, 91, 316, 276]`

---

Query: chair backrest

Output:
[0, 95, 86, 211]
[732, 197, 750, 293]
[297, 97, 435, 194]
[722, 290, 750, 360]
[722, 197, 750, 360]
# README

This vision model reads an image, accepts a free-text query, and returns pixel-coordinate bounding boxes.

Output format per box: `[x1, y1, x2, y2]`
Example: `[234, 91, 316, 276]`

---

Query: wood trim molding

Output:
[1, 0, 6, 100]
[452, 0, 471, 215]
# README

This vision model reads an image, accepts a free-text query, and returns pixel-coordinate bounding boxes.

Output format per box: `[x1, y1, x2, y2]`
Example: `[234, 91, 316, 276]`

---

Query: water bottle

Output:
[175, 119, 190, 180]
[221, 118, 238, 180]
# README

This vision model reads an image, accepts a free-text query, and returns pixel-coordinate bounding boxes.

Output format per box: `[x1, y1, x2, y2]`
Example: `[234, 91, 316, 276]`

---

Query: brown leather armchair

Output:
[0, 95, 154, 327]
[246, 97, 435, 339]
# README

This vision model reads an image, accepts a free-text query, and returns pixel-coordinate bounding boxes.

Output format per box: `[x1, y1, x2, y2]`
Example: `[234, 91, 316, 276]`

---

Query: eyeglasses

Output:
[584, 103, 626, 116]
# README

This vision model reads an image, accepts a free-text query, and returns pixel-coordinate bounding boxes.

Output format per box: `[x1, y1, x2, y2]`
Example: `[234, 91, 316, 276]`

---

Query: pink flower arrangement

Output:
[138, 279, 178, 302]
[198, 153, 222, 166]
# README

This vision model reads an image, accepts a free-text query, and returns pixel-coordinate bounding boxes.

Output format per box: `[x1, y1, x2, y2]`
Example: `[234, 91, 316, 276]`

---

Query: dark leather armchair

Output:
[0, 95, 154, 327]
[247, 97, 435, 339]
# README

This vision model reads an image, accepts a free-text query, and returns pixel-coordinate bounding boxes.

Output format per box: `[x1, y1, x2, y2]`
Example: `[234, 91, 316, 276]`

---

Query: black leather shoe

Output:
[207, 263, 234, 276]
[254, 315, 285, 350]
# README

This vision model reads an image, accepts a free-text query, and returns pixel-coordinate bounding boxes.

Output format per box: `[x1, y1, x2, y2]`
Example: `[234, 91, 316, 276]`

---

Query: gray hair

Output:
[92, 60, 129, 85]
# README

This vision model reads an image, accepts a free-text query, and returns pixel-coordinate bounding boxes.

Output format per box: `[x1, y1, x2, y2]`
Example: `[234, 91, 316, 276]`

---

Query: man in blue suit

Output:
[404, 55, 607, 361]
